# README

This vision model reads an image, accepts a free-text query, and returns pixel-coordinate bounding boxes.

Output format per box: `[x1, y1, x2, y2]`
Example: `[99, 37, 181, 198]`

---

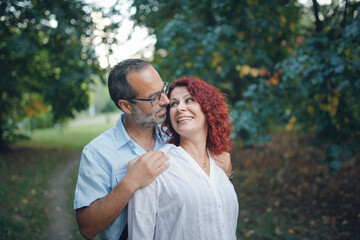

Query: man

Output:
[74, 59, 232, 240]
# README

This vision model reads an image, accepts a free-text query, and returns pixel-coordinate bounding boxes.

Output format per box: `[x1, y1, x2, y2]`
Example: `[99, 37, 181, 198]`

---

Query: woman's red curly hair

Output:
[162, 77, 233, 155]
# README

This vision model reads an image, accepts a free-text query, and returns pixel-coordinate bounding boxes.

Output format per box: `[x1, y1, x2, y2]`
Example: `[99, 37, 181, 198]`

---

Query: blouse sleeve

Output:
[128, 179, 159, 239]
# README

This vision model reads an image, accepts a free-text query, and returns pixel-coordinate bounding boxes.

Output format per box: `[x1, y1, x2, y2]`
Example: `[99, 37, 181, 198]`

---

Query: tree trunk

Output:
[312, 0, 323, 33]
[341, 0, 348, 27]
[0, 123, 8, 153]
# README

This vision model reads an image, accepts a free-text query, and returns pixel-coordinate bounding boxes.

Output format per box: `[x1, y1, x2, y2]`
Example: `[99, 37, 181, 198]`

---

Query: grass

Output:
[23, 123, 116, 150]
[0, 117, 116, 239]
[0, 145, 77, 240]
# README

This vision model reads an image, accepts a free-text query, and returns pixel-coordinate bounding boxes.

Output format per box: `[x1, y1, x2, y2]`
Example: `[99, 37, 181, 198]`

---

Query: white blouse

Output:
[128, 144, 239, 240]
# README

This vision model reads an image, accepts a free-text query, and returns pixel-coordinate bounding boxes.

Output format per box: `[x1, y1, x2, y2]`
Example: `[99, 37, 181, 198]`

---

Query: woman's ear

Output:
[118, 99, 132, 114]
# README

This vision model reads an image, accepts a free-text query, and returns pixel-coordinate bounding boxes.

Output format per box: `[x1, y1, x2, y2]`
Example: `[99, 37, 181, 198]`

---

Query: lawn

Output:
[0, 119, 115, 240]
[0, 120, 359, 239]
[0, 145, 78, 240]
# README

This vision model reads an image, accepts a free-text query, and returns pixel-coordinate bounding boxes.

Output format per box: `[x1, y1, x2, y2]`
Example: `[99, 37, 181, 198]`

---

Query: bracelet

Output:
[229, 169, 234, 181]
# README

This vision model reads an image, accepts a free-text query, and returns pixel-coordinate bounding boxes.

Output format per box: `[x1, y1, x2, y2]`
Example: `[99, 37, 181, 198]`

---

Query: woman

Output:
[128, 77, 239, 240]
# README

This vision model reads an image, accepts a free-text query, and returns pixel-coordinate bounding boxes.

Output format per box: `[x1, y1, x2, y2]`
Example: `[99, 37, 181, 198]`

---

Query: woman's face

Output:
[169, 86, 207, 139]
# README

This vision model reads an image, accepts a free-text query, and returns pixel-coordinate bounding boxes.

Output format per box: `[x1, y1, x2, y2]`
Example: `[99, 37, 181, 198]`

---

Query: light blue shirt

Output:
[74, 113, 166, 240]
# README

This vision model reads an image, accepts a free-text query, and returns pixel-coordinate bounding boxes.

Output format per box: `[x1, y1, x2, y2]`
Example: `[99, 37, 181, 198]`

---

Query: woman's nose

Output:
[177, 101, 186, 111]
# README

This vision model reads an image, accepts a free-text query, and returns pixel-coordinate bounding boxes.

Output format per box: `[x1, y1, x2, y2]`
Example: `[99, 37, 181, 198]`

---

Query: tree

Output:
[0, 0, 119, 151]
[277, 0, 360, 170]
[233, 0, 360, 170]
[130, 0, 360, 169]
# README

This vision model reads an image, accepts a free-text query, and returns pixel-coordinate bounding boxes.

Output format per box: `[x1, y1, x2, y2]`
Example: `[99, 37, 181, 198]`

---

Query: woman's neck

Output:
[180, 134, 210, 175]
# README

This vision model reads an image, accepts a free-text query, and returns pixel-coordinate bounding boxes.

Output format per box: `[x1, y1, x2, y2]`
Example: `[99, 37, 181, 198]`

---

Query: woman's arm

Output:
[127, 180, 159, 239]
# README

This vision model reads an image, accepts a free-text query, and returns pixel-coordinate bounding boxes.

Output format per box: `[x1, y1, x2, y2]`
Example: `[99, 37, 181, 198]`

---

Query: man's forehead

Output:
[127, 66, 164, 97]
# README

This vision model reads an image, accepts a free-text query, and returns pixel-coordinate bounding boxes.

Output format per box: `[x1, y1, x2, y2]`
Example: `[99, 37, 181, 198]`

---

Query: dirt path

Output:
[45, 153, 80, 240]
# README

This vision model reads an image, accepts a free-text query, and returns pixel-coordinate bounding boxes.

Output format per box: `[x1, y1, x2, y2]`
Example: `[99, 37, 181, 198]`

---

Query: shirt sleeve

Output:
[128, 179, 158, 239]
[74, 147, 110, 209]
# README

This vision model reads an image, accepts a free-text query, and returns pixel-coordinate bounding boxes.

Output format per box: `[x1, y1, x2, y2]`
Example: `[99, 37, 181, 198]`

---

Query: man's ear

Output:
[118, 99, 132, 114]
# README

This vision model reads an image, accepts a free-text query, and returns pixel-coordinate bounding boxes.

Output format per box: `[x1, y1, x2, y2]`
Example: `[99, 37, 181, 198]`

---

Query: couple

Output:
[74, 59, 239, 240]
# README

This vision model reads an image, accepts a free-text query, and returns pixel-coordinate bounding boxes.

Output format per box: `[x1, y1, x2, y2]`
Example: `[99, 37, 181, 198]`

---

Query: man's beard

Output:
[131, 104, 167, 128]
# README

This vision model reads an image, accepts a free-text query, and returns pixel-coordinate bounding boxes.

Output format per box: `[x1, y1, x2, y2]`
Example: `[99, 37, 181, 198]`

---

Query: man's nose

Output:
[159, 92, 170, 106]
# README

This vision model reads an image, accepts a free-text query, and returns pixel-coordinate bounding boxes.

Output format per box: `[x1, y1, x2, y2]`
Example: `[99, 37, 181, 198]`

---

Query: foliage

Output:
[0, 0, 121, 151]
[129, 0, 301, 144]
[130, 0, 301, 102]
[130, 0, 360, 169]
[92, 77, 118, 114]
[238, 2, 360, 170]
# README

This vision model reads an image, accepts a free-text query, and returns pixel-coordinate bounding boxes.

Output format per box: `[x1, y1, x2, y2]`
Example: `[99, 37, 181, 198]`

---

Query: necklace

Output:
[202, 162, 207, 169]
[201, 155, 209, 169]
[124, 123, 154, 152]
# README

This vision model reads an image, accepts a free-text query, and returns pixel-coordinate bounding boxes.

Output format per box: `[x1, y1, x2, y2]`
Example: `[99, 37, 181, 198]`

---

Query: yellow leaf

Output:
[288, 228, 295, 234]
[211, 56, 223, 67]
[280, 15, 286, 26]
[290, 116, 296, 124]
[290, 23, 296, 32]
[329, 106, 337, 116]
[307, 105, 314, 115]
[332, 96, 339, 107]
[285, 123, 293, 131]
[240, 65, 251, 77]
[21, 198, 28, 204]
[33, 100, 47, 112]
[250, 68, 259, 78]
[185, 62, 192, 68]
[285, 116, 296, 131]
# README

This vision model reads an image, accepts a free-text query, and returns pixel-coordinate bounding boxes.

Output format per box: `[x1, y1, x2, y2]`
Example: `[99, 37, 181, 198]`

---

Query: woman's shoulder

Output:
[158, 143, 178, 155]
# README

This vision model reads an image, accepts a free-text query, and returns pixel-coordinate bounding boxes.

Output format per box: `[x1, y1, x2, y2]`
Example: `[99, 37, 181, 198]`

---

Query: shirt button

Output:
[218, 205, 221, 208]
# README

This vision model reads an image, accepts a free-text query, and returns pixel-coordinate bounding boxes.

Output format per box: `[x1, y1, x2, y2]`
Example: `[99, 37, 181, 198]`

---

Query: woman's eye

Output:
[186, 98, 194, 103]
[170, 102, 178, 108]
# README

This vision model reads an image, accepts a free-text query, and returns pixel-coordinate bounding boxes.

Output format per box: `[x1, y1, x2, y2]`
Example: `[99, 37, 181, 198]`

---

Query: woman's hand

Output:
[212, 152, 232, 179]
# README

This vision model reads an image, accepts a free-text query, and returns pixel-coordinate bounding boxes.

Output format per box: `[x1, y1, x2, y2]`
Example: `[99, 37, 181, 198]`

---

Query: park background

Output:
[0, 0, 359, 239]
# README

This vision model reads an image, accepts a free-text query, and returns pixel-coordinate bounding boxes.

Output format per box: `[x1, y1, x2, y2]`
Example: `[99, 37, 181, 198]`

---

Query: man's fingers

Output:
[156, 162, 170, 175]
[153, 154, 169, 167]
[129, 155, 141, 164]
[140, 151, 163, 161]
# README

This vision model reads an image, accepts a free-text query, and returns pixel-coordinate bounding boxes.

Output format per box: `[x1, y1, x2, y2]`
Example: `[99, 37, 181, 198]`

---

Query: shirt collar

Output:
[114, 113, 165, 150]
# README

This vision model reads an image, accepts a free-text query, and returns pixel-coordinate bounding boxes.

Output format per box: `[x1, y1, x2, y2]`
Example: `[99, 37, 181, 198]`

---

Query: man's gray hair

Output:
[108, 59, 150, 110]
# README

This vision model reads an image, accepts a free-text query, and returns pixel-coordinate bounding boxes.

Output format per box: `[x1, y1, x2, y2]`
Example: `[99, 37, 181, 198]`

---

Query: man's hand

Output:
[212, 152, 232, 179]
[124, 151, 170, 190]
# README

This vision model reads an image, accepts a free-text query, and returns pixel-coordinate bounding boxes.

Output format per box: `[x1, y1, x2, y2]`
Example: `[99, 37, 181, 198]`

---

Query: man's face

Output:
[127, 66, 170, 128]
